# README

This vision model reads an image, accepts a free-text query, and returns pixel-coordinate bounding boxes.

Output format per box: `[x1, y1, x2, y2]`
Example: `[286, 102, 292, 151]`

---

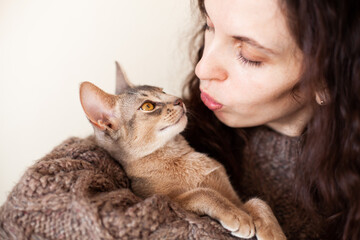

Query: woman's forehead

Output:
[204, 0, 295, 56]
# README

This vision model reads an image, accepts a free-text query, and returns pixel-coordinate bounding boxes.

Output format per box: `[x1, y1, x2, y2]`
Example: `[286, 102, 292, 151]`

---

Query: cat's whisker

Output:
[184, 109, 200, 121]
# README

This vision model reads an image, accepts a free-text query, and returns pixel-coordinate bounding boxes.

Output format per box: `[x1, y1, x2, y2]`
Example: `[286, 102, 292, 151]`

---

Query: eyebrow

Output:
[232, 36, 278, 55]
[203, 4, 278, 56]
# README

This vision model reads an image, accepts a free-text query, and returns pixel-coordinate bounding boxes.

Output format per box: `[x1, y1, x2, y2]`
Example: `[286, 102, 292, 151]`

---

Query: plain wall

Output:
[0, 0, 199, 204]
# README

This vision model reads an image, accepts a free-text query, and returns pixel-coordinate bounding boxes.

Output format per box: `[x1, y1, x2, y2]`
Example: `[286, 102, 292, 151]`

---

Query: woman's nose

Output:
[195, 46, 228, 82]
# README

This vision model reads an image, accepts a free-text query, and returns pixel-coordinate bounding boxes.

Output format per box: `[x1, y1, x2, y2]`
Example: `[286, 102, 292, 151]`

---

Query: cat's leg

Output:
[199, 166, 243, 206]
[199, 167, 286, 240]
[243, 198, 287, 240]
[174, 187, 255, 239]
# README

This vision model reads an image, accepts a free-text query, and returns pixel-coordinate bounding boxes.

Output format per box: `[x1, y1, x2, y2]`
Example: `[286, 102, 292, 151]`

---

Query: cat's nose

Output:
[174, 98, 183, 107]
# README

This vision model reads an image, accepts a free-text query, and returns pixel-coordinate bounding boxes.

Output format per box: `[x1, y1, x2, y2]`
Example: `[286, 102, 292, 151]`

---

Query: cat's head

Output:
[79, 62, 187, 163]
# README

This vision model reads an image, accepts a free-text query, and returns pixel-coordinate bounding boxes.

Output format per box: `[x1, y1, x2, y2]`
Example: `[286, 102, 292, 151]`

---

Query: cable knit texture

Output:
[0, 136, 245, 240]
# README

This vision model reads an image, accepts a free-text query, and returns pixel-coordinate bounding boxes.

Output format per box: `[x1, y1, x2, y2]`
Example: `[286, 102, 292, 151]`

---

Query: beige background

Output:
[0, 0, 198, 204]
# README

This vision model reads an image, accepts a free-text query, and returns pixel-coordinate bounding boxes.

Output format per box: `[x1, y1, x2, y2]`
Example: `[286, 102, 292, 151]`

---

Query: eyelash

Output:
[204, 22, 263, 68]
[237, 53, 262, 67]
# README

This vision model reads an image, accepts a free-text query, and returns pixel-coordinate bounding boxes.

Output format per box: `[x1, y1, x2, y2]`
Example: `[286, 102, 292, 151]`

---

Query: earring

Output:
[315, 92, 327, 106]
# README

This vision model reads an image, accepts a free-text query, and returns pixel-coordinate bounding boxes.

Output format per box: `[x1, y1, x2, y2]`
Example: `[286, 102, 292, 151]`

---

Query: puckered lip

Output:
[200, 90, 223, 111]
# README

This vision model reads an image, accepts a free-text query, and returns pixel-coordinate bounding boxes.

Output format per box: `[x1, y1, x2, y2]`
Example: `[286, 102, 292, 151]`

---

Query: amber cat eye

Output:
[140, 102, 155, 111]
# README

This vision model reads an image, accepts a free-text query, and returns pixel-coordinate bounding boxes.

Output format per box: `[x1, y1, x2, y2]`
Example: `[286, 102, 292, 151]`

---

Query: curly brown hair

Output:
[182, 0, 360, 239]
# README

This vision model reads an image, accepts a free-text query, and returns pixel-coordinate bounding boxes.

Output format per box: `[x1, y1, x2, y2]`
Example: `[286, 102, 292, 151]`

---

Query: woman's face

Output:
[195, 0, 312, 136]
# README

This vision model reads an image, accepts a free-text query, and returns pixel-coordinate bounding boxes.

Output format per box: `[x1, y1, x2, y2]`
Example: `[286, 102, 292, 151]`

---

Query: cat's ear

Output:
[80, 82, 119, 131]
[115, 61, 133, 95]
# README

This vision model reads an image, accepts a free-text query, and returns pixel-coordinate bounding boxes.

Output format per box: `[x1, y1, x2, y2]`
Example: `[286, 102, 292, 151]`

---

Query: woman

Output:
[182, 0, 360, 239]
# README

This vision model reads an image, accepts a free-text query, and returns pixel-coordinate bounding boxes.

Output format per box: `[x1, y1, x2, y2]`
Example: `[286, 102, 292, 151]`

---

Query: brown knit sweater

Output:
[0, 136, 246, 240]
[0, 127, 324, 239]
[237, 127, 324, 240]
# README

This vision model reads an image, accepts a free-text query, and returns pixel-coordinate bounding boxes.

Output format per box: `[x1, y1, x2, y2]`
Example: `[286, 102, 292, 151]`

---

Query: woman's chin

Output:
[214, 111, 254, 128]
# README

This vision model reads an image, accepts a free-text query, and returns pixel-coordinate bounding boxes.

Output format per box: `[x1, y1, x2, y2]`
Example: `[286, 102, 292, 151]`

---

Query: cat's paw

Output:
[243, 198, 287, 240]
[219, 209, 255, 239]
[254, 220, 287, 240]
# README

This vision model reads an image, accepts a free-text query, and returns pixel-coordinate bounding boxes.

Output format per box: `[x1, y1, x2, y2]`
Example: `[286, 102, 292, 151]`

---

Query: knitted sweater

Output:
[0, 136, 246, 240]
[237, 127, 324, 239]
[0, 128, 324, 239]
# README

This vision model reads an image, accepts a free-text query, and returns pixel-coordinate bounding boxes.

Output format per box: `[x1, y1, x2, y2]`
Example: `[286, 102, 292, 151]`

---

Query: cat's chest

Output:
[125, 152, 221, 198]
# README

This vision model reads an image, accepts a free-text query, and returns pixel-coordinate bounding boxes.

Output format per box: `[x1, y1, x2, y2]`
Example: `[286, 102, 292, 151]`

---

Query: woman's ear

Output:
[79, 81, 119, 131]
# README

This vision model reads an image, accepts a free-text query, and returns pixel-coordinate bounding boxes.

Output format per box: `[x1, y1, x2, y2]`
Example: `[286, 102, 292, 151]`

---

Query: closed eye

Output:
[237, 53, 262, 67]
